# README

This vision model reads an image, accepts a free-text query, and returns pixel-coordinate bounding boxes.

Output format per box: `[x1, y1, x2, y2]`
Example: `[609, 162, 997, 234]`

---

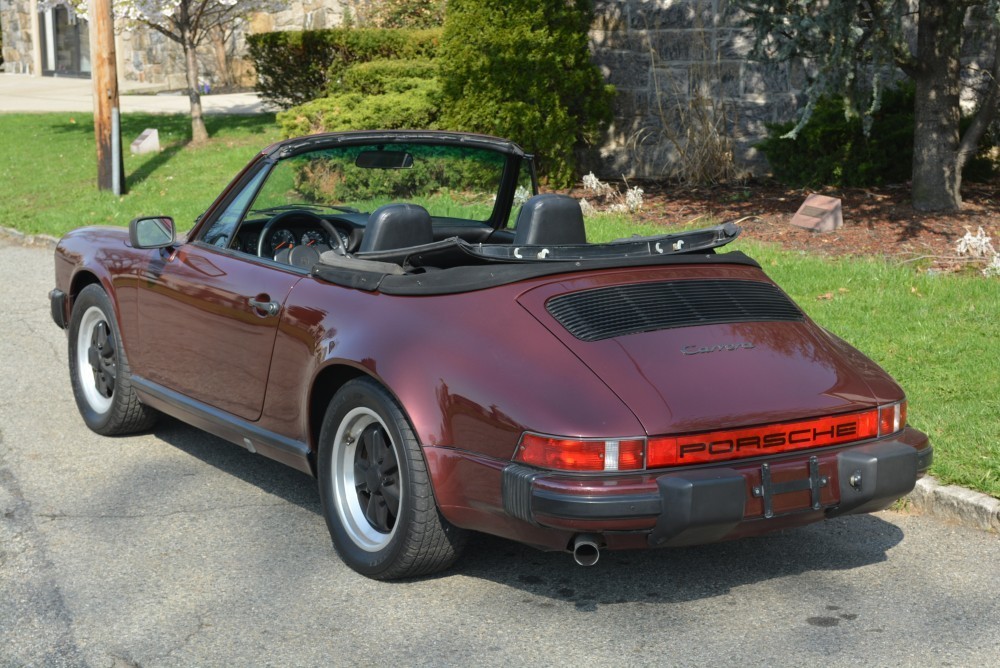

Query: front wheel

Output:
[317, 378, 466, 579]
[67, 284, 157, 435]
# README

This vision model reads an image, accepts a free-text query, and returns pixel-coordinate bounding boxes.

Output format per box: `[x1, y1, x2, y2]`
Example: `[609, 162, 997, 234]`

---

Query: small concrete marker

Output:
[791, 193, 843, 232]
[130, 128, 160, 155]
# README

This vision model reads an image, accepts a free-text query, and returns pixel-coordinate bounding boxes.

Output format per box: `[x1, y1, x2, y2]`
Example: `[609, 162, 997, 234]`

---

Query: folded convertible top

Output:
[312, 223, 757, 295]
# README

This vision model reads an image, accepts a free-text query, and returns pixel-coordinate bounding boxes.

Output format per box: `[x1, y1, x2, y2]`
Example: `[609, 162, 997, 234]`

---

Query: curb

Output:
[907, 476, 1000, 533]
[3, 227, 997, 536]
[0, 226, 58, 249]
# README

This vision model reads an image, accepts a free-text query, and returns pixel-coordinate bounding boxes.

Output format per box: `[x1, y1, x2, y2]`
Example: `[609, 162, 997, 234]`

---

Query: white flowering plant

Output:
[578, 172, 644, 216]
[955, 227, 1000, 278]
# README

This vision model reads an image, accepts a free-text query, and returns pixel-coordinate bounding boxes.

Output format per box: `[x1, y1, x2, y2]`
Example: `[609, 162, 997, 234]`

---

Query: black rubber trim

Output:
[916, 445, 933, 472]
[314, 249, 760, 295]
[502, 464, 544, 524]
[130, 377, 311, 460]
[49, 289, 67, 328]
[270, 130, 527, 160]
[532, 488, 663, 519]
[828, 441, 919, 517]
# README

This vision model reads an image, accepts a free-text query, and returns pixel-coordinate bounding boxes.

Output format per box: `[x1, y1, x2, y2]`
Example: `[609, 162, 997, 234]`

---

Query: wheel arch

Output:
[69, 269, 102, 307]
[306, 363, 431, 478]
[307, 364, 370, 472]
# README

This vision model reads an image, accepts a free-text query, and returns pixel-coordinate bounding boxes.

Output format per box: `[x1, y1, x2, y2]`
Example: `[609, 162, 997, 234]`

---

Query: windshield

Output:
[249, 143, 508, 223]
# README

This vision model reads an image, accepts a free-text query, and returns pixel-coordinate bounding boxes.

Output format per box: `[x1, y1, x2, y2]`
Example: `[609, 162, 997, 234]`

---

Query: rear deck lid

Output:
[517, 267, 897, 436]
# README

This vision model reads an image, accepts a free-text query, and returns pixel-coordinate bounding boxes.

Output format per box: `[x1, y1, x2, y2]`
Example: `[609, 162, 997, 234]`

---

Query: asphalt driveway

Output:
[1, 238, 998, 667]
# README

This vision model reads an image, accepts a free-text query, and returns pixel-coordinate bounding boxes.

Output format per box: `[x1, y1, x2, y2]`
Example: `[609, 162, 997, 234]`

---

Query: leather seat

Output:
[513, 194, 587, 246]
[360, 203, 434, 253]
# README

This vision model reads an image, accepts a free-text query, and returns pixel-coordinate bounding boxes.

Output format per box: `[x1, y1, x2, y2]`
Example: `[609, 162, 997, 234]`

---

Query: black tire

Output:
[317, 378, 467, 580]
[67, 284, 157, 435]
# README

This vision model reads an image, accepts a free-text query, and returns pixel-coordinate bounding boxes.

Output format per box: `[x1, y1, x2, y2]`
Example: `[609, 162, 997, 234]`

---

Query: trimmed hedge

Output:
[247, 28, 442, 109]
[340, 58, 437, 95]
[277, 75, 441, 136]
[438, 0, 614, 187]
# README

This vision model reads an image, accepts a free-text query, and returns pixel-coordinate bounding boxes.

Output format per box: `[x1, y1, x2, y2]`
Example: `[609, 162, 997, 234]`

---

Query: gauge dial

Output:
[301, 230, 326, 246]
[269, 229, 296, 254]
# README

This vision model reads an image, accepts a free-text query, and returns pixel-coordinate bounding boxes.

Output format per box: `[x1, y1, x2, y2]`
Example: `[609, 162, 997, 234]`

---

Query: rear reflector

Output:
[648, 410, 882, 467]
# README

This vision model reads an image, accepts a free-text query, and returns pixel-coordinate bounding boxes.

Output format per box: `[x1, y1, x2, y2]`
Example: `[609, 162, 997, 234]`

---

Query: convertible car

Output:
[50, 131, 932, 579]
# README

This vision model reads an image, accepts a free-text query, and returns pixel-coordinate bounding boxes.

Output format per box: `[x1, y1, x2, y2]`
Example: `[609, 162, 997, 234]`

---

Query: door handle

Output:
[248, 297, 280, 317]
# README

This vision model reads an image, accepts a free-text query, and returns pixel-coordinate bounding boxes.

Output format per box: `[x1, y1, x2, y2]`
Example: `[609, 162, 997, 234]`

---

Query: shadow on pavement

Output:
[150, 416, 905, 608]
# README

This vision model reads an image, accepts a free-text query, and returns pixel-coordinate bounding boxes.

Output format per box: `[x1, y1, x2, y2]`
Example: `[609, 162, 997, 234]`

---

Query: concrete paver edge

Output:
[1, 226, 58, 249]
[907, 476, 1000, 533]
[4, 225, 997, 535]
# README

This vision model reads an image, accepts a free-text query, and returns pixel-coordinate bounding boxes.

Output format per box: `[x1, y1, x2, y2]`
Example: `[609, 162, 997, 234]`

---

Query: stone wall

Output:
[1, 0, 35, 73]
[118, 0, 350, 90]
[588, 0, 803, 179]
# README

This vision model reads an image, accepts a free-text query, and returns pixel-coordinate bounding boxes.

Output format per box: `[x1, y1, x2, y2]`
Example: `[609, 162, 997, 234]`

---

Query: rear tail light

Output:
[878, 400, 907, 436]
[516, 434, 644, 472]
[516, 401, 908, 472]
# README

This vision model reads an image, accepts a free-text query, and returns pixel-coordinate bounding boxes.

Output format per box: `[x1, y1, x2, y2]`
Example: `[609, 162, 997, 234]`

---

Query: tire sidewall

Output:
[317, 379, 416, 578]
[68, 284, 124, 433]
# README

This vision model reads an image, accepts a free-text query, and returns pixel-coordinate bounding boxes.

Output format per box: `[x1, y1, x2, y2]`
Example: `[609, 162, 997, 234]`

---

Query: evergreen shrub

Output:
[277, 76, 441, 136]
[438, 0, 614, 187]
[758, 85, 995, 187]
[248, 28, 442, 109]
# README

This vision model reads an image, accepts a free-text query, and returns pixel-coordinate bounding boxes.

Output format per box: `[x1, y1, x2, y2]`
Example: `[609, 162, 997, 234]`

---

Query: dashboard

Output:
[220, 216, 359, 257]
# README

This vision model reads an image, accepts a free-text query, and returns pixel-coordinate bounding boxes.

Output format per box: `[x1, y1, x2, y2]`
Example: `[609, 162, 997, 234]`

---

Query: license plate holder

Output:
[751, 456, 829, 519]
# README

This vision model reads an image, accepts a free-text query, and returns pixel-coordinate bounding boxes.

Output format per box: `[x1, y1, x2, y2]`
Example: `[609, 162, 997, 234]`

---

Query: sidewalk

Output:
[0, 73, 271, 115]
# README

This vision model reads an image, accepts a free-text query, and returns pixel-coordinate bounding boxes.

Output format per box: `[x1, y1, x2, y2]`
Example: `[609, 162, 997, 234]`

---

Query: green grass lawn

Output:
[0, 113, 282, 237]
[2, 113, 997, 497]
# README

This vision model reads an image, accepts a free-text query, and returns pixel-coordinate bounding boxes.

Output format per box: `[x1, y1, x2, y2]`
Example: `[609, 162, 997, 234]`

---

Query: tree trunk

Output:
[183, 35, 209, 144]
[910, 0, 965, 212]
[210, 26, 233, 89]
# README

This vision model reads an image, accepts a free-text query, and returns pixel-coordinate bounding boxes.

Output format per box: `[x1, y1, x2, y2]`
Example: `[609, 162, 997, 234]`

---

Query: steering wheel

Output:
[256, 209, 348, 258]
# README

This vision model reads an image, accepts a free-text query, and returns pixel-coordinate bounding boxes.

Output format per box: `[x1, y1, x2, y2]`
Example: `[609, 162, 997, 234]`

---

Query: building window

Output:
[38, 4, 91, 76]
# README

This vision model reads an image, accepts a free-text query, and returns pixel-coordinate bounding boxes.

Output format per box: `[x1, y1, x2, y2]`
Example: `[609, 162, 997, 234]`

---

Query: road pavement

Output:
[1, 238, 998, 667]
[0, 73, 269, 115]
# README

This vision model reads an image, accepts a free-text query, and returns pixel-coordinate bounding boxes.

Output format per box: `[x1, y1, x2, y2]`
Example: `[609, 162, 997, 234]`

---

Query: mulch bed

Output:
[615, 180, 1000, 272]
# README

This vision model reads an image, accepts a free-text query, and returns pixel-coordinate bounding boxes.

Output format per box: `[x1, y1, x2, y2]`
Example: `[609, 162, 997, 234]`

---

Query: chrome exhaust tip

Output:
[571, 534, 601, 566]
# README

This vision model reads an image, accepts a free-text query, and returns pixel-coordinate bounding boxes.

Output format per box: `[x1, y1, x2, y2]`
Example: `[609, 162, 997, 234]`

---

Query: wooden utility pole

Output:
[89, 0, 125, 194]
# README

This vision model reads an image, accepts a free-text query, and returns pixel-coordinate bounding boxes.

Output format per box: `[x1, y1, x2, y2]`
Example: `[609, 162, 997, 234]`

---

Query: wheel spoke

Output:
[353, 451, 370, 484]
[365, 493, 387, 531]
[381, 480, 400, 517]
[369, 428, 389, 466]
[378, 439, 398, 476]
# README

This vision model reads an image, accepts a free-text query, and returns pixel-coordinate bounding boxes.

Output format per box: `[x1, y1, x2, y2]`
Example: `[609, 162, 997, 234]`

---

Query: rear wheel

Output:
[68, 284, 157, 435]
[317, 378, 466, 579]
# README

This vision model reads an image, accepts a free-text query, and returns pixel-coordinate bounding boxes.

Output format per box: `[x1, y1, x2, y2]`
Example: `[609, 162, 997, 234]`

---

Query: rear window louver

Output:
[545, 279, 804, 342]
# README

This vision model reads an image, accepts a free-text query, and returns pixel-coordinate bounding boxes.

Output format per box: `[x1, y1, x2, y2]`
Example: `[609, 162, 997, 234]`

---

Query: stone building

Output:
[0, 1, 349, 88]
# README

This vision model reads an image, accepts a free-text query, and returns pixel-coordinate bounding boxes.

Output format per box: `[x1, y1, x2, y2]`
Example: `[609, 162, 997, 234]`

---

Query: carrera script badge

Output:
[681, 342, 755, 355]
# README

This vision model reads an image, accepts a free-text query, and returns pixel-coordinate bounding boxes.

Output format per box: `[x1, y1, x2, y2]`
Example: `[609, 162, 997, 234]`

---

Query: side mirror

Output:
[129, 216, 176, 249]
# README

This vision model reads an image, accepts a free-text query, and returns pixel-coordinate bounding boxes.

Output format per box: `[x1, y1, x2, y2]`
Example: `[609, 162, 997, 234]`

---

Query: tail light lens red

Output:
[516, 401, 907, 472]
[516, 434, 644, 471]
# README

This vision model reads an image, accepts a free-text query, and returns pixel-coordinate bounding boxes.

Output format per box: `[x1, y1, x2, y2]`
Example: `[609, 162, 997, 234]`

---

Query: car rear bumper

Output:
[501, 429, 932, 548]
[49, 288, 68, 329]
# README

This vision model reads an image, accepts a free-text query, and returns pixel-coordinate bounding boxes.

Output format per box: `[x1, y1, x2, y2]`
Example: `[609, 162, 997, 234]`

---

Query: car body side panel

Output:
[133, 243, 302, 421]
[260, 276, 647, 458]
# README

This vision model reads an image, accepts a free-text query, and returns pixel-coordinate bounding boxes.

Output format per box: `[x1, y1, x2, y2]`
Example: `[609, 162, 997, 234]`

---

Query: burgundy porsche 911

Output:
[50, 131, 932, 579]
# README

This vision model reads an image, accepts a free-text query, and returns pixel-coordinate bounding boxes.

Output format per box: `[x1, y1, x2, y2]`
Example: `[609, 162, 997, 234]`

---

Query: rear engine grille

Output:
[546, 279, 804, 342]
